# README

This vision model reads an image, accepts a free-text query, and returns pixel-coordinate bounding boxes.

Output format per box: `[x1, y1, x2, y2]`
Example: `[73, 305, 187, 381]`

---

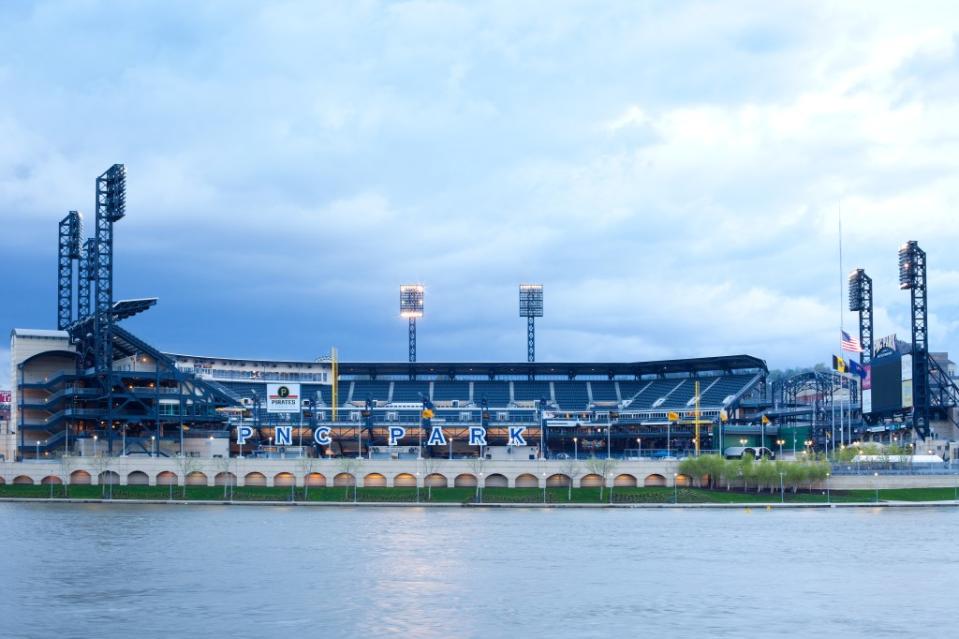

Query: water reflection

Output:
[1, 504, 956, 639]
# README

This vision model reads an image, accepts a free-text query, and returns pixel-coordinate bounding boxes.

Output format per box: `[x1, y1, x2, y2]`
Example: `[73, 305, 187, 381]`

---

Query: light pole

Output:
[542, 472, 547, 504]
[608, 472, 614, 504]
[93, 434, 98, 457]
[573, 437, 578, 461]
[150, 435, 155, 457]
[825, 472, 830, 504]
[208, 435, 214, 458]
[416, 472, 420, 503]
[673, 473, 678, 504]
[777, 439, 784, 459]
[779, 472, 785, 503]
[35, 440, 40, 460]
[637, 437, 642, 459]
[122, 426, 127, 457]
[874, 471, 879, 503]
[477, 472, 483, 504]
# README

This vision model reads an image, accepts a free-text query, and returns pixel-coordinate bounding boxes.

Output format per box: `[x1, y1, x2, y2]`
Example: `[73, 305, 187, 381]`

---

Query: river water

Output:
[0, 503, 956, 638]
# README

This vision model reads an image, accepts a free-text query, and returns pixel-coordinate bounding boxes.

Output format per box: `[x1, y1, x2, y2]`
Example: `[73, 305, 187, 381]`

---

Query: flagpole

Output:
[837, 200, 845, 451]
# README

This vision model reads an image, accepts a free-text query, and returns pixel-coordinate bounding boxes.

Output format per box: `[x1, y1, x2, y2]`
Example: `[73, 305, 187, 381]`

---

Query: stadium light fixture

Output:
[519, 284, 544, 364]
[400, 284, 424, 365]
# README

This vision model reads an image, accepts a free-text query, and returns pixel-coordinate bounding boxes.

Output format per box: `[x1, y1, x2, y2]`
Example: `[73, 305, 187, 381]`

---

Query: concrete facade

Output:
[2, 457, 957, 490]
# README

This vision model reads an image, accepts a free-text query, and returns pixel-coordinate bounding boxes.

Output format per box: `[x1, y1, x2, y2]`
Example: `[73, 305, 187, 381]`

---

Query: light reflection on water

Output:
[1, 504, 956, 639]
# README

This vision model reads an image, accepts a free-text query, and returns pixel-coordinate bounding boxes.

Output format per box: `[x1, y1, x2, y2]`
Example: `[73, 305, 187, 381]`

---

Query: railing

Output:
[830, 462, 959, 476]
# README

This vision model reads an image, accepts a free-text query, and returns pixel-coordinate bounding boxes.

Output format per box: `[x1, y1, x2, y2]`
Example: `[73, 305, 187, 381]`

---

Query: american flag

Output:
[841, 330, 863, 353]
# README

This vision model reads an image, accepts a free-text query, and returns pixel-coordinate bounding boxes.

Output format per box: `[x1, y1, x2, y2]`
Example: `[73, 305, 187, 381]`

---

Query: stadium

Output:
[1, 164, 958, 491]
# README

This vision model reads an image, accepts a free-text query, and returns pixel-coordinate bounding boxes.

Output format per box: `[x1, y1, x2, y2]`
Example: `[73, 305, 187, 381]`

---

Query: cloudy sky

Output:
[3, 0, 959, 388]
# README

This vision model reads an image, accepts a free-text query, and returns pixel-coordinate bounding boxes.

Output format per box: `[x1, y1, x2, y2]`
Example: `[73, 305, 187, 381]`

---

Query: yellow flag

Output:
[422, 408, 434, 419]
[719, 409, 728, 422]
[667, 411, 680, 421]
[761, 415, 770, 425]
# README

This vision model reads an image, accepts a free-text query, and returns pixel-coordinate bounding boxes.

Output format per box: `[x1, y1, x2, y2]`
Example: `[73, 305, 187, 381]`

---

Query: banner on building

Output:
[862, 365, 872, 413]
[901, 355, 913, 409]
[266, 383, 301, 413]
[0, 390, 11, 404]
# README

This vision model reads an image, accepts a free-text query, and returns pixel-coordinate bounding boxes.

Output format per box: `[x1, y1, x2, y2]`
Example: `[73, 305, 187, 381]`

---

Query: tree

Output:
[337, 457, 359, 501]
[469, 457, 486, 503]
[584, 456, 616, 501]
[559, 458, 582, 501]
[740, 454, 755, 492]
[700, 455, 726, 489]
[215, 456, 235, 500]
[175, 455, 202, 499]
[421, 456, 438, 501]
[756, 458, 777, 493]
[298, 455, 317, 500]
[59, 454, 77, 498]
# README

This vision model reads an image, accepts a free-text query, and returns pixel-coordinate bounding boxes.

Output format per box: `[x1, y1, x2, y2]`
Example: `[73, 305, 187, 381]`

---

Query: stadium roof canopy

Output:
[337, 355, 767, 379]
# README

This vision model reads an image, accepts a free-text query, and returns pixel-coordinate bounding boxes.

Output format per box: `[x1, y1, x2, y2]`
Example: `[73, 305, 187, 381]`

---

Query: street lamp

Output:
[779, 472, 785, 503]
[673, 473, 678, 504]
[637, 437, 642, 459]
[874, 471, 879, 503]
[477, 472, 483, 504]
[825, 472, 830, 504]
[416, 471, 420, 503]
[542, 472, 547, 504]
[776, 439, 785, 459]
[209, 435, 214, 458]
[35, 440, 40, 460]
[608, 472, 614, 504]
[739, 437, 747, 448]
[93, 434, 98, 457]
[573, 436, 578, 461]
[150, 435, 156, 457]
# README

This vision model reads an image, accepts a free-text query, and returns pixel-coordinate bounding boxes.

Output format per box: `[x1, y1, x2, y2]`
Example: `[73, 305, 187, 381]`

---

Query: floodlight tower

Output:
[400, 284, 424, 364]
[93, 164, 126, 374]
[847, 269, 873, 366]
[519, 284, 544, 363]
[898, 241, 929, 439]
[57, 211, 82, 329]
[78, 238, 96, 321]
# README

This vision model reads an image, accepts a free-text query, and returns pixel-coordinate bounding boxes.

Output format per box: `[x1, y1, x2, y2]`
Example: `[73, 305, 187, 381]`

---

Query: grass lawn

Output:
[1, 484, 957, 504]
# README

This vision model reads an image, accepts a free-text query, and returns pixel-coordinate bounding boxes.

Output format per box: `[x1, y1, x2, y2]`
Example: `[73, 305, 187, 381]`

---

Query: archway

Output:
[580, 473, 603, 488]
[514, 473, 539, 488]
[244, 472, 266, 487]
[274, 472, 295, 487]
[127, 471, 149, 486]
[614, 473, 638, 488]
[393, 473, 417, 487]
[156, 471, 178, 486]
[70, 470, 91, 485]
[334, 472, 355, 487]
[484, 473, 508, 488]
[675, 474, 691, 487]
[454, 473, 477, 487]
[13, 475, 34, 485]
[98, 471, 120, 485]
[364, 473, 387, 487]
[41, 475, 63, 485]
[644, 473, 666, 487]
[546, 473, 571, 487]
[424, 473, 447, 488]
[214, 472, 237, 487]
[186, 471, 208, 486]
[305, 472, 326, 487]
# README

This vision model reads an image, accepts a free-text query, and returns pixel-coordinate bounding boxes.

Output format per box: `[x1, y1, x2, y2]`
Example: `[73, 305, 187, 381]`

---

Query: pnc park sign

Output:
[236, 423, 528, 448]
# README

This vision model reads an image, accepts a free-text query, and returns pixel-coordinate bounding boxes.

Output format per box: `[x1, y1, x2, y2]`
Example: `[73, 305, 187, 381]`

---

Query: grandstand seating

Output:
[350, 380, 389, 403]
[513, 381, 551, 402]
[432, 382, 470, 401]
[390, 381, 429, 403]
[553, 382, 590, 410]
[472, 382, 510, 407]
[700, 374, 755, 405]
[589, 381, 618, 402]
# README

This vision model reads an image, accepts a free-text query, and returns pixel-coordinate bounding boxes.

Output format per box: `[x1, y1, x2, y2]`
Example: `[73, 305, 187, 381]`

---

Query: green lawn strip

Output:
[1, 484, 957, 504]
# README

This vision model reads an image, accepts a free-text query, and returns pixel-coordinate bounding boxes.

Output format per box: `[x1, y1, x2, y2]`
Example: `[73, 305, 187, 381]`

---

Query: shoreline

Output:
[3, 496, 958, 509]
